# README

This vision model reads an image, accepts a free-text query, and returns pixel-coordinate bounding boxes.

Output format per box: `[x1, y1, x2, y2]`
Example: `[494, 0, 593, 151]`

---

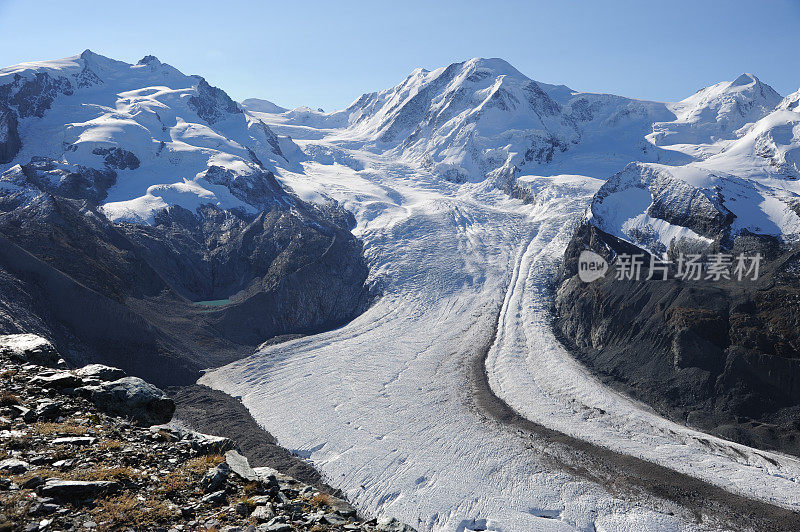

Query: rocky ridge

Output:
[0, 334, 413, 532]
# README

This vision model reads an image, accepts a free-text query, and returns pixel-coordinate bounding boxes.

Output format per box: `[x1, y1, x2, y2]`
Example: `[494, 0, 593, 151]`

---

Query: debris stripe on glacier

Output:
[201, 147, 714, 531]
[485, 179, 800, 512]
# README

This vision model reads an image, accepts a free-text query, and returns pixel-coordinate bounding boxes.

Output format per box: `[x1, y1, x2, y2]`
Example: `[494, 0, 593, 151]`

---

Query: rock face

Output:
[0, 106, 21, 164]
[555, 224, 800, 454]
[0, 51, 371, 387]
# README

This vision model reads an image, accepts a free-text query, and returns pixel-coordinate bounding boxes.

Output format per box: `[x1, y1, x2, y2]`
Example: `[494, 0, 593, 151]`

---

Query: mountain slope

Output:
[650, 73, 783, 147]
[0, 51, 370, 384]
[555, 75, 800, 455]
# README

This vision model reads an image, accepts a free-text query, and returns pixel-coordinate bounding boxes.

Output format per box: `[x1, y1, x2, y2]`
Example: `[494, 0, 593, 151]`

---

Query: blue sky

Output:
[1, 0, 799, 111]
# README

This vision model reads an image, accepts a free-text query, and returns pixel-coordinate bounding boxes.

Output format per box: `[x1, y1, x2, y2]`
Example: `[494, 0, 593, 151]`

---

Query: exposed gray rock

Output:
[250, 504, 275, 522]
[75, 364, 127, 383]
[38, 479, 119, 500]
[0, 105, 21, 164]
[556, 223, 800, 456]
[91, 147, 140, 170]
[28, 371, 82, 389]
[34, 400, 60, 421]
[77, 377, 175, 426]
[376, 517, 416, 532]
[201, 462, 230, 493]
[0, 334, 60, 367]
[188, 78, 242, 125]
[200, 489, 227, 506]
[0, 458, 29, 473]
[225, 450, 257, 481]
[19, 158, 117, 204]
[0, 71, 73, 119]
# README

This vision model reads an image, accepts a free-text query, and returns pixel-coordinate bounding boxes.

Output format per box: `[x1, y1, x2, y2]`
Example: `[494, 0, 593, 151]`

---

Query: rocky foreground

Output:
[0, 334, 413, 532]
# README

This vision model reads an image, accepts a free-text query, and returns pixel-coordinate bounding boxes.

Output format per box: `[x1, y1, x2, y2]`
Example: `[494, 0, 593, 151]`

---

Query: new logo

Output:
[578, 250, 608, 282]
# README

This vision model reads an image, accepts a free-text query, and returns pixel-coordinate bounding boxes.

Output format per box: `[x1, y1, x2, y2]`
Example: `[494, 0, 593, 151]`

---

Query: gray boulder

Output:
[0, 334, 60, 367]
[225, 450, 257, 481]
[77, 376, 175, 426]
[34, 400, 60, 421]
[28, 371, 83, 389]
[201, 462, 230, 493]
[377, 517, 417, 532]
[75, 364, 127, 383]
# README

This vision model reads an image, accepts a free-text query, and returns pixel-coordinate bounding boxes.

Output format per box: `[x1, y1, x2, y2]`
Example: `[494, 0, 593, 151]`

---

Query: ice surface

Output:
[201, 133, 800, 531]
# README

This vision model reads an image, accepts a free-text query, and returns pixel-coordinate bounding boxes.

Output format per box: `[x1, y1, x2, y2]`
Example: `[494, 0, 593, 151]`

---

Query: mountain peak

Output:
[462, 57, 526, 79]
[137, 55, 161, 66]
[729, 72, 760, 88]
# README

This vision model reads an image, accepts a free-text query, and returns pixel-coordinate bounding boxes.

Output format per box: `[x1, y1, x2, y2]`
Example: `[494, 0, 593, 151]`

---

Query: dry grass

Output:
[0, 490, 31, 518]
[91, 494, 174, 530]
[238, 497, 258, 510]
[242, 480, 262, 496]
[158, 469, 192, 497]
[97, 438, 124, 451]
[34, 422, 88, 436]
[14, 464, 141, 485]
[74, 465, 140, 482]
[157, 454, 224, 498]
[182, 454, 225, 475]
[307, 492, 333, 509]
[0, 391, 21, 406]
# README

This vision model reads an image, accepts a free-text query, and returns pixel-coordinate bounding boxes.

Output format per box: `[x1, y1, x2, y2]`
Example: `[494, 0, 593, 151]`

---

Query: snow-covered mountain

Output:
[253, 58, 798, 255]
[241, 97, 288, 114]
[0, 51, 370, 384]
[0, 50, 299, 224]
[272, 57, 678, 184]
[587, 84, 800, 256]
[649, 73, 783, 147]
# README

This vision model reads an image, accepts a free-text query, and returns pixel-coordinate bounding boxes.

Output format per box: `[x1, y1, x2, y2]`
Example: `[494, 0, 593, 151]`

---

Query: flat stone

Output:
[225, 450, 257, 481]
[322, 513, 347, 526]
[0, 458, 29, 473]
[250, 504, 275, 522]
[39, 479, 120, 500]
[75, 364, 126, 383]
[21, 476, 44, 489]
[28, 372, 82, 389]
[52, 437, 96, 446]
[200, 489, 226, 505]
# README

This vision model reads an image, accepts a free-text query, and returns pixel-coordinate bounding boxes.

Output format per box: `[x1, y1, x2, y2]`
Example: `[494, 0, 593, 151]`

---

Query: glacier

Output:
[201, 128, 800, 531]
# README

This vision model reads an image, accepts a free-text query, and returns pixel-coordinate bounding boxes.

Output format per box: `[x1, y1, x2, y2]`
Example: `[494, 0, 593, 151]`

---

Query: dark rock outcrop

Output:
[188, 77, 243, 124]
[0, 105, 21, 163]
[0, 160, 370, 387]
[91, 146, 140, 170]
[77, 376, 176, 426]
[555, 223, 800, 455]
